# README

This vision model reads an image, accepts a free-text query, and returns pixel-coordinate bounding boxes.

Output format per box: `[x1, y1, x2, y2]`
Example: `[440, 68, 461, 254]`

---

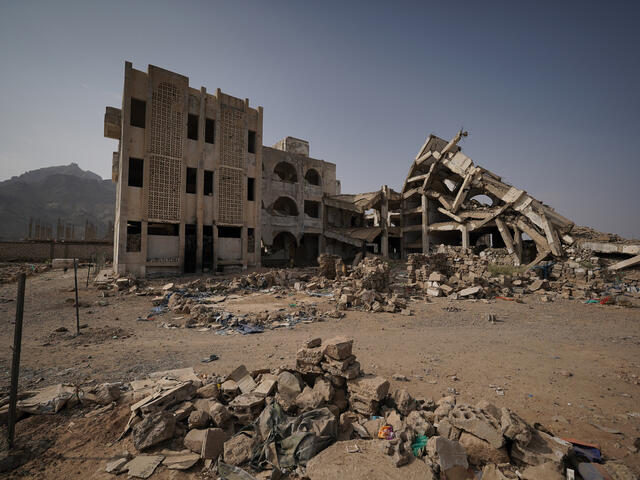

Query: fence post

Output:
[8, 273, 26, 448]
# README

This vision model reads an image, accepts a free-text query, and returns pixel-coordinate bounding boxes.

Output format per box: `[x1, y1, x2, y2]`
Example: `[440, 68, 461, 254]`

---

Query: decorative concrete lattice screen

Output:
[217, 105, 245, 224]
[218, 167, 243, 224]
[220, 106, 245, 168]
[149, 155, 181, 221]
[148, 82, 184, 221]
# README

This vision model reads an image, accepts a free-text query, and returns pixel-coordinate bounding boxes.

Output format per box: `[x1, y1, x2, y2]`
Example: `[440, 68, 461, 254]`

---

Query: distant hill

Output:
[0, 163, 115, 241]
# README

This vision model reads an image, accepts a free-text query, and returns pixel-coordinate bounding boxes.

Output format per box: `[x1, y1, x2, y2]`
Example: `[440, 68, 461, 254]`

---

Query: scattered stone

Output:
[124, 455, 164, 479]
[201, 428, 227, 459]
[224, 432, 258, 465]
[161, 449, 200, 470]
[132, 411, 176, 451]
[184, 428, 206, 453]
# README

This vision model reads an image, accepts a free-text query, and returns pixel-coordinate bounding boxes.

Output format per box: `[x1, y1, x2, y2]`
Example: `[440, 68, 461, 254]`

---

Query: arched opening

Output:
[263, 231, 298, 267]
[304, 168, 321, 186]
[271, 196, 299, 216]
[469, 194, 494, 207]
[274, 162, 298, 182]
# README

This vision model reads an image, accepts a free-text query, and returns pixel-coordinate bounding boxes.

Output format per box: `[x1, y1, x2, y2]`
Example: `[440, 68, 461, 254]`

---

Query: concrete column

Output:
[255, 106, 264, 267]
[461, 224, 469, 250]
[140, 220, 148, 277]
[241, 226, 248, 270]
[381, 185, 389, 258]
[195, 87, 206, 272]
[114, 61, 133, 274]
[212, 225, 219, 272]
[421, 194, 430, 253]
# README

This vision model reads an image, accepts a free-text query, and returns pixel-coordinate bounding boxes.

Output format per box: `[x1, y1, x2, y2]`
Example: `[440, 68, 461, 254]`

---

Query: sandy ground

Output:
[0, 265, 638, 478]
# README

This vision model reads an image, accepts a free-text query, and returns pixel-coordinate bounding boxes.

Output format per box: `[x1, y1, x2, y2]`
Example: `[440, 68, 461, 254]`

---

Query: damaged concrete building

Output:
[104, 63, 340, 276]
[105, 62, 638, 276]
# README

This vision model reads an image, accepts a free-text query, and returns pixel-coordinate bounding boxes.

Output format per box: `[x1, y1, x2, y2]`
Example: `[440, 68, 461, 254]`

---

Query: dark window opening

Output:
[248, 130, 256, 154]
[205, 118, 215, 144]
[128, 157, 144, 187]
[204, 170, 213, 196]
[274, 162, 298, 182]
[304, 200, 320, 218]
[247, 177, 255, 201]
[187, 114, 199, 140]
[247, 228, 255, 253]
[218, 226, 241, 238]
[147, 222, 179, 236]
[305, 168, 321, 186]
[186, 167, 197, 194]
[203, 225, 213, 270]
[271, 196, 299, 216]
[126, 221, 141, 252]
[130, 98, 146, 128]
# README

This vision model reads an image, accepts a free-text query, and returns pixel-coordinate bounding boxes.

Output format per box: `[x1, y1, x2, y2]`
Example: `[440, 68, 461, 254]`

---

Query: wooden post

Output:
[85, 263, 92, 288]
[73, 259, 80, 335]
[8, 273, 26, 448]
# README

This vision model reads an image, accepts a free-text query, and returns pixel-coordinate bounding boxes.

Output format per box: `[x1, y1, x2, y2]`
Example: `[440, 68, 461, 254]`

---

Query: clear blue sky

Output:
[1, 0, 638, 238]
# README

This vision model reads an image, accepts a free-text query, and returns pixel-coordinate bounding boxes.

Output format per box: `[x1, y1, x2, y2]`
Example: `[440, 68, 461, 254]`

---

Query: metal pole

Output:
[8, 273, 26, 448]
[85, 263, 91, 288]
[74, 258, 80, 335]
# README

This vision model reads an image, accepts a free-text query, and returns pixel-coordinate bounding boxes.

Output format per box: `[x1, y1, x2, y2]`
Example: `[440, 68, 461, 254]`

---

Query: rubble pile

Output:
[6, 338, 636, 479]
[408, 245, 640, 304]
[317, 256, 409, 313]
[0, 262, 50, 284]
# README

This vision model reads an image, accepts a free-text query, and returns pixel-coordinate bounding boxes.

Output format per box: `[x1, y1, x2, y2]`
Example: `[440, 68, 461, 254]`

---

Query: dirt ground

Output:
[0, 265, 638, 478]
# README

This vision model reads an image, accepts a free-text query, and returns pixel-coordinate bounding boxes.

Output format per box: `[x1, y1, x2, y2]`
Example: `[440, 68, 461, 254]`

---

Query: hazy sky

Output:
[1, 1, 638, 238]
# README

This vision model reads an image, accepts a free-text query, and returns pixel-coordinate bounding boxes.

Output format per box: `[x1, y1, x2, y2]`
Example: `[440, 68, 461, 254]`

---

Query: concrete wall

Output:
[0, 241, 113, 262]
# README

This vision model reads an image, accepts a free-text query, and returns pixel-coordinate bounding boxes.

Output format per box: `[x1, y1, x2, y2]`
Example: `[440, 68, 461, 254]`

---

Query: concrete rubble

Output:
[4, 339, 636, 479]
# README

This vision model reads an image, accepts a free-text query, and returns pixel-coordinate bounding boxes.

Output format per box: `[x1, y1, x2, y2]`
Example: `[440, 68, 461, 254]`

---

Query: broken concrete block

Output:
[448, 404, 504, 448]
[296, 347, 324, 365]
[500, 407, 532, 447]
[188, 409, 210, 429]
[323, 336, 354, 360]
[253, 375, 277, 396]
[521, 461, 564, 479]
[347, 375, 390, 402]
[209, 402, 231, 427]
[184, 428, 206, 453]
[393, 388, 417, 416]
[105, 456, 131, 474]
[124, 454, 165, 479]
[458, 286, 483, 297]
[426, 436, 468, 473]
[201, 428, 228, 459]
[196, 383, 219, 399]
[296, 386, 325, 412]
[227, 365, 257, 394]
[172, 401, 194, 422]
[223, 433, 258, 466]
[458, 432, 509, 466]
[436, 418, 461, 441]
[161, 450, 200, 470]
[405, 410, 435, 437]
[304, 337, 321, 348]
[132, 410, 176, 451]
[510, 430, 571, 467]
[313, 377, 334, 402]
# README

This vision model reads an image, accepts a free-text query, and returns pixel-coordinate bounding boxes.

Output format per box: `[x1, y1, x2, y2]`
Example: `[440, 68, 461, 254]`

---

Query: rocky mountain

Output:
[0, 163, 115, 241]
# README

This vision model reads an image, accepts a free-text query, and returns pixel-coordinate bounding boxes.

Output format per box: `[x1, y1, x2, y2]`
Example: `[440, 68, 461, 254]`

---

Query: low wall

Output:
[0, 241, 113, 262]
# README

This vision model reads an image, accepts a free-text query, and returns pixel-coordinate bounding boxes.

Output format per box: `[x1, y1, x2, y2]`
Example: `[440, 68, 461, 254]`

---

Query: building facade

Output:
[105, 63, 340, 276]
